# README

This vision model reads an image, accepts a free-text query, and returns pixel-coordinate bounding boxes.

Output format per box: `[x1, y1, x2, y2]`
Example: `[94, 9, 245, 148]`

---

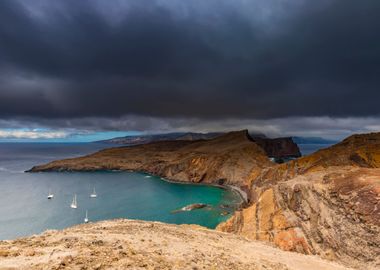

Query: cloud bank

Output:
[0, 129, 68, 139]
[0, 0, 379, 138]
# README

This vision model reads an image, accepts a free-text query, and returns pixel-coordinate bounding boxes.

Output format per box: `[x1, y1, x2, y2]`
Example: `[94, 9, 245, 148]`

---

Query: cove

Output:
[0, 143, 241, 240]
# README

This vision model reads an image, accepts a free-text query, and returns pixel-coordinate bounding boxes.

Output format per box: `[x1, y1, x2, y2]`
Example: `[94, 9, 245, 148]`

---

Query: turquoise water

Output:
[0, 143, 240, 240]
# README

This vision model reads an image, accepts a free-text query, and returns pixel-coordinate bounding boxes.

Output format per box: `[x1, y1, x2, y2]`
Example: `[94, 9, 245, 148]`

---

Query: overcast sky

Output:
[0, 0, 379, 141]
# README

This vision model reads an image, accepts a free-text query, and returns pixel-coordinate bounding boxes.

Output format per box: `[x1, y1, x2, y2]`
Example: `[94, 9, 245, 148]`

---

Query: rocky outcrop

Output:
[249, 132, 380, 188]
[28, 130, 272, 189]
[251, 137, 301, 159]
[0, 219, 351, 270]
[175, 203, 208, 212]
[217, 133, 380, 269]
[217, 167, 380, 268]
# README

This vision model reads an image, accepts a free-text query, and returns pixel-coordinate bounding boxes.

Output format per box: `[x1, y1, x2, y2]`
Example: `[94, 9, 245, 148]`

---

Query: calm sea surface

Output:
[298, 143, 333, 156]
[0, 143, 241, 240]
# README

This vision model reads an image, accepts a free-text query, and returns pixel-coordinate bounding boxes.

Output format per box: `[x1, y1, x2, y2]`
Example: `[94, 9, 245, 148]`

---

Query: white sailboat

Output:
[84, 210, 89, 223]
[47, 189, 54, 199]
[90, 187, 97, 198]
[70, 194, 77, 209]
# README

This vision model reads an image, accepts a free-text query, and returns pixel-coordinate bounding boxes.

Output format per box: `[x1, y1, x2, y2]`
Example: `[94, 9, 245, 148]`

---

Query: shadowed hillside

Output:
[29, 130, 272, 189]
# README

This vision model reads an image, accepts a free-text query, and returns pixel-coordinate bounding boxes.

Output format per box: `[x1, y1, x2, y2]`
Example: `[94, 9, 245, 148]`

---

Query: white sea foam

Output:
[0, 167, 23, 173]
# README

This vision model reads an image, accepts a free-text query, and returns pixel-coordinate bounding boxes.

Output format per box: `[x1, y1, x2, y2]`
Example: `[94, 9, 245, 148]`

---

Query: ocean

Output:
[298, 143, 333, 156]
[0, 143, 240, 240]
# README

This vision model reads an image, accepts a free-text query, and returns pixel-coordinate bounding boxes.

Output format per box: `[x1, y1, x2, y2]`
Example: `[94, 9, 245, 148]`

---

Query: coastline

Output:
[133, 170, 248, 205]
[160, 175, 247, 204]
[226, 184, 248, 203]
[29, 168, 248, 206]
[25, 167, 246, 218]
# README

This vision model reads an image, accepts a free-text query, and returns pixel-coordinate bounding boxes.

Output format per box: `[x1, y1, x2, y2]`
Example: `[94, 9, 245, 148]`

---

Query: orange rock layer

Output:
[217, 132, 380, 269]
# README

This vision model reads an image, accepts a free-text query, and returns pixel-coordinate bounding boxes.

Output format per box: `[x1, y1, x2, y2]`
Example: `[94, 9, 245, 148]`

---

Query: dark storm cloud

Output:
[0, 0, 380, 121]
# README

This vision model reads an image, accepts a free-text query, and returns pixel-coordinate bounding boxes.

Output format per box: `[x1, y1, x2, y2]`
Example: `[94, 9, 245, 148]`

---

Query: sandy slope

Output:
[0, 219, 352, 270]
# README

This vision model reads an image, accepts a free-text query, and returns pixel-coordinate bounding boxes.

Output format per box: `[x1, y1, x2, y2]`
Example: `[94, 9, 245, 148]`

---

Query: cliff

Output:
[253, 132, 380, 186]
[28, 130, 272, 188]
[217, 132, 380, 269]
[0, 219, 351, 270]
[251, 137, 301, 159]
[99, 131, 301, 159]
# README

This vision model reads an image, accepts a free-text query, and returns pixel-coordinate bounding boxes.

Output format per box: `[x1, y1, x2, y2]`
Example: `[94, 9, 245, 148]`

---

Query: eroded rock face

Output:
[217, 132, 380, 269]
[251, 137, 301, 159]
[28, 130, 272, 188]
[218, 168, 380, 267]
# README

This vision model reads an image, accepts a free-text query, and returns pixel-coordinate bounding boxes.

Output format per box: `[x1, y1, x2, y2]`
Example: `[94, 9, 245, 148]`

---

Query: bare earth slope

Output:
[218, 133, 380, 269]
[260, 132, 380, 183]
[29, 130, 272, 189]
[0, 219, 352, 270]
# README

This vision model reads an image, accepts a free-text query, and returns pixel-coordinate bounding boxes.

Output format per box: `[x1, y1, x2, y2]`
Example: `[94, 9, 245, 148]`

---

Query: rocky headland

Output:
[217, 133, 380, 269]
[251, 137, 301, 160]
[27, 131, 380, 269]
[28, 131, 272, 190]
[98, 131, 301, 160]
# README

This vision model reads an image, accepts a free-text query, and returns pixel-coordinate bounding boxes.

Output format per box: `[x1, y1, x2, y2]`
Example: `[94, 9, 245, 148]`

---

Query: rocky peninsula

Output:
[27, 131, 380, 269]
[28, 131, 272, 191]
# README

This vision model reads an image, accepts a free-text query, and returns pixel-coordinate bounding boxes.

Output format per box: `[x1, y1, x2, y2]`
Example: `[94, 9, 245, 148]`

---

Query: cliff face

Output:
[217, 132, 380, 269]
[100, 132, 301, 160]
[0, 219, 351, 270]
[217, 167, 380, 268]
[29, 130, 272, 188]
[250, 132, 380, 188]
[251, 137, 301, 159]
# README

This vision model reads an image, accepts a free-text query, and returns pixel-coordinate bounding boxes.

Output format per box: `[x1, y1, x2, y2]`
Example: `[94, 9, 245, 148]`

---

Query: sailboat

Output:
[84, 210, 89, 223]
[47, 189, 54, 199]
[90, 187, 97, 198]
[70, 194, 77, 209]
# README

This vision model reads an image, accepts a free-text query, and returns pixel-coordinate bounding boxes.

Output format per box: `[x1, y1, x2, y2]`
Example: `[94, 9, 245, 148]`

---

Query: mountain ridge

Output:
[96, 131, 301, 159]
[28, 130, 272, 189]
